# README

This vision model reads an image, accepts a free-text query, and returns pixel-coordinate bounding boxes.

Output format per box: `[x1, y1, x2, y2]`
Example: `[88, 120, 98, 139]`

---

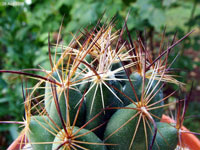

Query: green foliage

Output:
[150, 122, 178, 150]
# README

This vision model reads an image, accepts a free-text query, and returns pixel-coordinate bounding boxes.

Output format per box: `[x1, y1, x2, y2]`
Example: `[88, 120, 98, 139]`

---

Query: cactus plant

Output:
[0, 17, 200, 150]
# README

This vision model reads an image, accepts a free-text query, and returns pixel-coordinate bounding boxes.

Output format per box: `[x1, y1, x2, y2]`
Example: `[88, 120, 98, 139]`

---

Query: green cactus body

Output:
[110, 80, 124, 108]
[29, 116, 55, 150]
[111, 63, 126, 86]
[52, 126, 107, 150]
[45, 71, 61, 114]
[122, 72, 163, 120]
[77, 54, 92, 93]
[77, 54, 92, 73]
[49, 87, 85, 129]
[122, 72, 143, 105]
[149, 122, 178, 150]
[85, 80, 121, 138]
[79, 81, 90, 94]
[104, 103, 148, 150]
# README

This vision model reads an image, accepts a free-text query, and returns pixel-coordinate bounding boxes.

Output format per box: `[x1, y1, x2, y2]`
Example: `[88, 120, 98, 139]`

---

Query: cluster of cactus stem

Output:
[1, 17, 199, 150]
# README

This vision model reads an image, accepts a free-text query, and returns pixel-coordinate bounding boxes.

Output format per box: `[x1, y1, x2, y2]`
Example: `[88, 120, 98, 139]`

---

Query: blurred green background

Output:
[0, 0, 200, 148]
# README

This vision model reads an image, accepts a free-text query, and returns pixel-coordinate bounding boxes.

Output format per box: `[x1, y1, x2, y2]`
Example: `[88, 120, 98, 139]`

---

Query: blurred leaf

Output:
[70, 2, 99, 26]
[163, 0, 177, 7]
[66, 20, 79, 32]
[16, 27, 29, 40]
[148, 9, 165, 30]
[0, 77, 7, 89]
[136, 0, 155, 20]
[0, 98, 9, 103]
